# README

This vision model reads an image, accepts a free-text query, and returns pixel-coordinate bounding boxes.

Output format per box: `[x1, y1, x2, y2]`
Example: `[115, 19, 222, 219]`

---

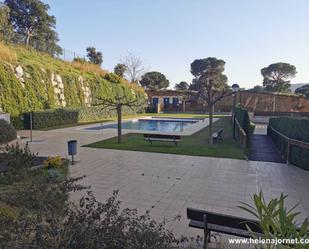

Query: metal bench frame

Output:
[212, 128, 224, 141]
[187, 207, 263, 249]
[144, 134, 181, 146]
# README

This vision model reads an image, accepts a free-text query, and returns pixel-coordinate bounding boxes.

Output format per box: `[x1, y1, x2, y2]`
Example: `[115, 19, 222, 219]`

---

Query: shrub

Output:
[239, 191, 309, 249]
[43, 156, 64, 169]
[268, 117, 309, 170]
[20, 105, 144, 129]
[235, 106, 252, 147]
[0, 119, 17, 144]
[0, 143, 36, 171]
[0, 164, 200, 248]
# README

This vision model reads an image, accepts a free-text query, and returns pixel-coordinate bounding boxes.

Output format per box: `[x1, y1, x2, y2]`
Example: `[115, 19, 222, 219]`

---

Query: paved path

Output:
[16, 125, 309, 247]
[248, 134, 286, 163]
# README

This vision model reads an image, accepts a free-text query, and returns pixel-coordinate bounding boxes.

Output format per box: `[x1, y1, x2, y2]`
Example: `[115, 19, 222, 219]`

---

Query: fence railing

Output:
[1, 31, 86, 62]
[267, 125, 309, 165]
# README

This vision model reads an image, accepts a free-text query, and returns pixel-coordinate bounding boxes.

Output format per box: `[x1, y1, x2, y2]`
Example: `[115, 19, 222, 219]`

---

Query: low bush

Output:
[0, 143, 36, 171]
[20, 105, 144, 129]
[0, 147, 201, 248]
[268, 117, 309, 170]
[235, 106, 252, 147]
[0, 119, 17, 144]
[43, 156, 64, 169]
[239, 191, 309, 249]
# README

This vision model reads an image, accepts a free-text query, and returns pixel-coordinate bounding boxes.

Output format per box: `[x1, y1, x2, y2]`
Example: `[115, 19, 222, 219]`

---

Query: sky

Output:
[44, 0, 309, 89]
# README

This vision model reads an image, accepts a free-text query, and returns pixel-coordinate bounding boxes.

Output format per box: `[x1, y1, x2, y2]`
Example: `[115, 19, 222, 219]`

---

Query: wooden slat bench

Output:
[187, 207, 263, 249]
[144, 134, 181, 146]
[212, 128, 223, 141]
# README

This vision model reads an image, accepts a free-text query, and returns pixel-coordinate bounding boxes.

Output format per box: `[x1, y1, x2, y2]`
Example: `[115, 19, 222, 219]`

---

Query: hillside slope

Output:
[0, 42, 145, 116]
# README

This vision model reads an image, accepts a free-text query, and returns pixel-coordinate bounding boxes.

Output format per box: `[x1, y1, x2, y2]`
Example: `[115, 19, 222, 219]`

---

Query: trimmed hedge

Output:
[235, 106, 253, 147]
[0, 119, 17, 144]
[20, 106, 143, 130]
[268, 117, 309, 170]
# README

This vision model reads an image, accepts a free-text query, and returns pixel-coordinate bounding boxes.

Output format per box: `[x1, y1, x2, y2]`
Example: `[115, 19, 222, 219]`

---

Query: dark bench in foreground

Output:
[212, 128, 223, 141]
[187, 207, 263, 248]
[144, 134, 181, 146]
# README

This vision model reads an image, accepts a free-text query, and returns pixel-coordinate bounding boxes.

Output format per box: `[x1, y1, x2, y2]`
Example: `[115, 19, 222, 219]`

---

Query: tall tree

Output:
[261, 63, 296, 92]
[4, 0, 62, 55]
[121, 52, 144, 83]
[86, 47, 103, 65]
[175, 81, 189, 90]
[190, 57, 229, 145]
[0, 3, 13, 41]
[114, 63, 126, 77]
[140, 71, 169, 90]
[295, 84, 309, 99]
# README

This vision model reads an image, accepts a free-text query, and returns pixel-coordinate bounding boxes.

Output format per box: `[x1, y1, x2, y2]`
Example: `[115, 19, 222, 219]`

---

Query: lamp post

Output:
[232, 83, 240, 139]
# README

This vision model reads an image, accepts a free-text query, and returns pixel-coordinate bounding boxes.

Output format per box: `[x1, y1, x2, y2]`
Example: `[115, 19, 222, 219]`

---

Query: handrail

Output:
[268, 126, 309, 149]
[268, 125, 309, 164]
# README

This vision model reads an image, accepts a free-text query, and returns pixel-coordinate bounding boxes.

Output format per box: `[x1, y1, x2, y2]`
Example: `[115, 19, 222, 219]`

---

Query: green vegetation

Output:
[268, 117, 309, 170]
[190, 57, 230, 145]
[0, 119, 16, 144]
[22, 105, 143, 130]
[86, 46, 103, 65]
[175, 81, 189, 90]
[235, 105, 254, 147]
[114, 63, 126, 77]
[295, 84, 309, 98]
[85, 117, 245, 160]
[0, 42, 146, 126]
[239, 191, 309, 249]
[4, 0, 62, 55]
[0, 144, 201, 248]
[140, 71, 170, 90]
[261, 62, 296, 93]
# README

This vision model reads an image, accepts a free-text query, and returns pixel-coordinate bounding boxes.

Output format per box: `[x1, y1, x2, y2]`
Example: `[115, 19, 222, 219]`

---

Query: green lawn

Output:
[85, 117, 245, 160]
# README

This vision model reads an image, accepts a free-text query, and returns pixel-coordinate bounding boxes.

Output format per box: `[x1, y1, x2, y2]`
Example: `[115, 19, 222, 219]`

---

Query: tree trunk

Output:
[117, 105, 122, 144]
[208, 104, 214, 145]
[26, 35, 30, 47]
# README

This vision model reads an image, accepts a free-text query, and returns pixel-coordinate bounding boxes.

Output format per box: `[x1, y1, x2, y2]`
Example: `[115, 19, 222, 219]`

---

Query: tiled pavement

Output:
[17, 126, 309, 247]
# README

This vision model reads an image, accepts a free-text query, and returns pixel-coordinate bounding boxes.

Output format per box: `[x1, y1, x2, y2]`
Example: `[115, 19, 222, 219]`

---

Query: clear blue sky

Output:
[45, 0, 309, 89]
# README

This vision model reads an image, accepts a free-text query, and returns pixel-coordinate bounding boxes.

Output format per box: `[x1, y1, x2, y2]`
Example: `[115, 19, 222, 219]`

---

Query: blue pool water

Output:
[85, 118, 199, 132]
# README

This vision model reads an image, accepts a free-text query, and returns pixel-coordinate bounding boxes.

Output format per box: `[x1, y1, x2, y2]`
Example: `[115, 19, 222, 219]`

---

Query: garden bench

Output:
[187, 207, 263, 248]
[144, 134, 181, 146]
[212, 128, 223, 141]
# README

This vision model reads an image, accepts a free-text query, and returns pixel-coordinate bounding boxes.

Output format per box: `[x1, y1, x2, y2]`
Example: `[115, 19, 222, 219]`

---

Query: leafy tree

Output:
[86, 46, 103, 65]
[4, 0, 62, 55]
[140, 71, 169, 90]
[96, 84, 145, 143]
[104, 72, 122, 84]
[121, 52, 144, 83]
[175, 81, 189, 90]
[246, 85, 266, 93]
[295, 84, 309, 98]
[190, 57, 229, 145]
[261, 63, 296, 92]
[0, 3, 13, 41]
[114, 63, 126, 77]
[73, 57, 86, 63]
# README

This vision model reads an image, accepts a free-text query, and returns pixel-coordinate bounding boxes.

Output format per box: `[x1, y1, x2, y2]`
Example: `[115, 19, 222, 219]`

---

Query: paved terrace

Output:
[18, 125, 309, 245]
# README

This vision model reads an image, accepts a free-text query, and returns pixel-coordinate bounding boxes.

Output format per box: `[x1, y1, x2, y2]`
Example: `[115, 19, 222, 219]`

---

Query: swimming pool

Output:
[85, 118, 200, 132]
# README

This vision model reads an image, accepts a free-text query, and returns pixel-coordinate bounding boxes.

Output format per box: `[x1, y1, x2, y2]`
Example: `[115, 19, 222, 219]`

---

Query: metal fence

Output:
[1, 31, 86, 62]
[55, 48, 86, 62]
